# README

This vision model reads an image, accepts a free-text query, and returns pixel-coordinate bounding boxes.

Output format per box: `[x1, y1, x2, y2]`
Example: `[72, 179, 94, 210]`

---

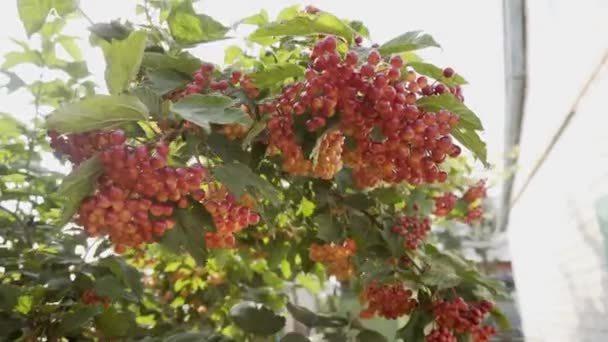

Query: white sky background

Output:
[0, 0, 506, 175]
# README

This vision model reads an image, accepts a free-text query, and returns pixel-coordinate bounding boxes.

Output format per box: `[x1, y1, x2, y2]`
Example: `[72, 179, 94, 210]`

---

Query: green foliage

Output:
[378, 30, 441, 54]
[172, 94, 252, 131]
[168, 0, 229, 45]
[46, 94, 149, 133]
[99, 30, 148, 94]
[1, 1, 508, 341]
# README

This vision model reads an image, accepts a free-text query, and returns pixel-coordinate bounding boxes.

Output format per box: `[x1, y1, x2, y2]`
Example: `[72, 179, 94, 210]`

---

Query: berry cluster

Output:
[201, 183, 260, 249]
[430, 297, 495, 341]
[426, 327, 456, 342]
[359, 282, 418, 319]
[309, 239, 356, 281]
[261, 35, 464, 187]
[312, 130, 345, 179]
[48, 129, 126, 164]
[391, 216, 431, 250]
[463, 180, 487, 223]
[434, 192, 457, 217]
[81, 289, 110, 308]
[72, 140, 209, 252]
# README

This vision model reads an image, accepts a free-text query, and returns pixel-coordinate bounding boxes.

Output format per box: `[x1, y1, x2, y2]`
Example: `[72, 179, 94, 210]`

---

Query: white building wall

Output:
[508, 1, 608, 341]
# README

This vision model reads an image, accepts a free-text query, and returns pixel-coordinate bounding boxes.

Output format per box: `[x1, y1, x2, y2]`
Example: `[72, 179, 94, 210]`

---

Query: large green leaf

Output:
[408, 62, 467, 86]
[1, 71, 26, 93]
[451, 126, 488, 167]
[213, 162, 281, 205]
[240, 9, 269, 26]
[172, 94, 252, 132]
[416, 93, 482, 130]
[0, 113, 25, 139]
[165, 332, 213, 342]
[57, 304, 102, 334]
[378, 30, 440, 54]
[142, 51, 202, 75]
[250, 63, 305, 88]
[46, 94, 148, 133]
[286, 302, 348, 328]
[160, 206, 211, 265]
[0, 285, 20, 311]
[56, 155, 103, 226]
[250, 13, 354, 43]
[100, 30, 147, 95]
[93, 276, 138, 302]
[51, 0, 78, 15]
[230, 302, 285, 336]
[17, 0, 51, 37]
[313, 212, 343, 242]
[167, 0, 229, 45]
[99, 256, 143, 298]
[95, 307, 132, 337]
[357, 330, 388, 342]
[396, 309, 433, 342]
[89, 21, 132, 42]
[146, 69, 190, 95]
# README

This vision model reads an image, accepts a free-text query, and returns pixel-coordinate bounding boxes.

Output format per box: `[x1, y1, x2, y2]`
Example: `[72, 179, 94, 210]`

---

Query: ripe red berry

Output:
[443, 67, 455, 78]
[367, 50, 381, 65]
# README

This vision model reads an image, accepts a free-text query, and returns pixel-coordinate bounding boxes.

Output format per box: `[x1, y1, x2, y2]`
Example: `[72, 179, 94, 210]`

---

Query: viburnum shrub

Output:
[0, 1, 509, 341]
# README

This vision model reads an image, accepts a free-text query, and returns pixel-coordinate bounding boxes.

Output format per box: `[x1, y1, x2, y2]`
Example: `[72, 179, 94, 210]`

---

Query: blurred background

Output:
[1, 0, 607, 341]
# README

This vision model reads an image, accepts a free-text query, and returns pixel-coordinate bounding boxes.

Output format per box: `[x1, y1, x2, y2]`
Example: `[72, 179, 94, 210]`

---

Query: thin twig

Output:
[511, 49, 608, 207]
[77, 7, 95, 26]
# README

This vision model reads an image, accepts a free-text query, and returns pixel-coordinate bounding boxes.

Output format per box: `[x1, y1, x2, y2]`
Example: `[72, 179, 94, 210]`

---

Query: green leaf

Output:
[408, 62, 467, 86]
[370, 187, 403, 205]
[142, 51, 202, 75]
[230, 302, 286, 336]
[286, 302, 348, 328]
[146, 69, 190, 95]
[281, 332, 311, 342]
[295, 273, 322, 294]
[56, 35, 83, 60]
[451, 126, 488, 167]
[95, 307, 131, 337]
[277, 5, 300, 20]
[56, 155, 103, 226]
[213, 162, 281, 205]
[207, 132, 250, 164]
[89, 21, 132, 41]
[357, 330, 388, 342]
[378, 30, 440, 54]
[93, 276, 138, 302]
[172, 94, 252, 132]
[250, 63, 305, 88]
[14, 295, 33, 315]
[61, 61, 89, 79]
[2, 50, 43, 69]
[168, 0, 229, 45]
[165, 332, 212, 342]
[491, 307, 511, 331]
[100, 30, 147, 94]
[396, 309, 433, 342]
[98, 256, 143, 298]
[240, 10, 269, 26]
[313, 212, 342, 242]
[416, 93, 482, 130]
[0, 285, 20, 311]
[420, 258, 462, 289]
[57, 305, 102, 334]
[349, 21, 370, 38]
[17, 0, 52, 37]
[297, 198, 316, 217]
[46, 94, 148, 133]
[370, 126, 385, 142]
[250, 13, 354, 43]
[159, 207, 211, 265]
[133, 87, 166, 119]
[51, 0, 78, 15]
[242, 115, 269, 148]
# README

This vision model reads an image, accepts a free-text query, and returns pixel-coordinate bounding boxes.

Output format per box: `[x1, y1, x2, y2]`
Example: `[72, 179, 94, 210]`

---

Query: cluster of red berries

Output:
[309, 239, 356, 281]
[261, 35, 463, 187]
[48, 130, 127, 164]
[201, 183, 260, 249]
[79, 143, 208, 252]
[81, 289, 110, 308]
[434, 192, 458, 217]
[359, 282, 418, 319]
[430, 297, 495, 341]
[426, 327, 456, 342]
[391, 216, 431, 250]
[463, 180, 487, 223]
